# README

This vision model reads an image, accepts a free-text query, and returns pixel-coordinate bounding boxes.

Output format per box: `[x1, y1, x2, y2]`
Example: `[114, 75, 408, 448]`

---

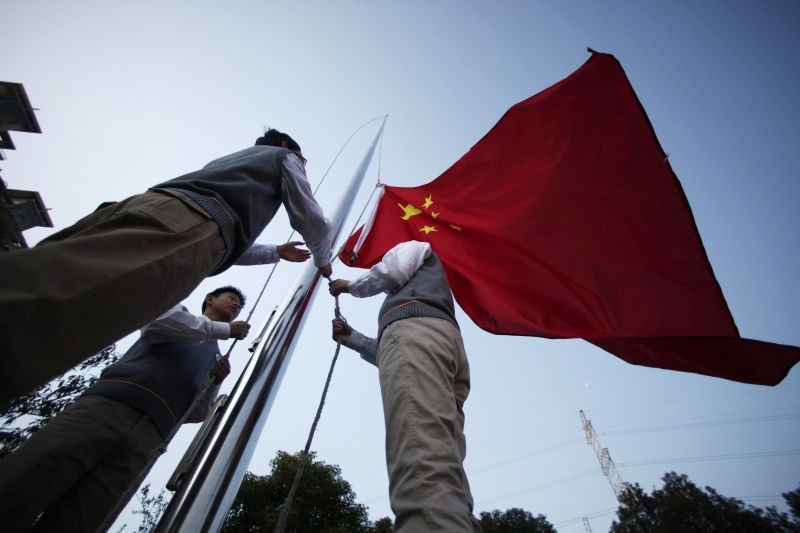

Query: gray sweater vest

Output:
[378, 253, 459, 338]
[153, 145, 289, 274]
[84, 337, 221, 439]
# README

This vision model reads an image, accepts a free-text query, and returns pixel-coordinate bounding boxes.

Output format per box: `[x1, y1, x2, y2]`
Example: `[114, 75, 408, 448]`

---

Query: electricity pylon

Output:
[580, 410, 630, 503]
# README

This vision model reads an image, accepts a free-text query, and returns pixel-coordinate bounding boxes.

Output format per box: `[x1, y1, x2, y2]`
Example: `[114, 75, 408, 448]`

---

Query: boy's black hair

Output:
[254, 128, 301, 153]
[202, 286, 246, 313]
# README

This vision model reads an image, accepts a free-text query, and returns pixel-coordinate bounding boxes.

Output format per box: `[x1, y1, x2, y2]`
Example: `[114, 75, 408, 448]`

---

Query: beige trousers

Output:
[0, 395, 162, 532]
[0, 191, 225, 403]
[378, 317, 482, 532]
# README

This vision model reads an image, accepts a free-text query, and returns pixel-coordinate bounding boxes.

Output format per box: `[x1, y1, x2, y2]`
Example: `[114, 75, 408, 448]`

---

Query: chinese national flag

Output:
[340, 51, 799, 385]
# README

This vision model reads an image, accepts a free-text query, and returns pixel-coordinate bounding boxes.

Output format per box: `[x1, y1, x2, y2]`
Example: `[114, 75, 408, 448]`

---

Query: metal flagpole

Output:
[154, 116, 387, 533]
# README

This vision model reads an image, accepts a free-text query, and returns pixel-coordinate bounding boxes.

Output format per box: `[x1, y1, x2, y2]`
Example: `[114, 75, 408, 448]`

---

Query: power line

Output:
[475, 468, 600, 507]
[553, 507, 617, 528]
[601, 413, 800, 437]
[469, 411, 798, 477]
[466, 450, 800, 512]
[618, 449, 800, 468]
[584, 385, 800, 415]
[469, 437, 583, 475]
[735, 494, 785, 503]
[361, 437, 585, 503]
[361, 417, 800, 508]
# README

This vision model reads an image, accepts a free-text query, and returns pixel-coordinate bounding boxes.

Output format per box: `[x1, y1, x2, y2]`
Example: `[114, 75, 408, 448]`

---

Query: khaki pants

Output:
[0, 395, 163, 532]
[0, 191, 225, 403]
[378, 317, 482, 532]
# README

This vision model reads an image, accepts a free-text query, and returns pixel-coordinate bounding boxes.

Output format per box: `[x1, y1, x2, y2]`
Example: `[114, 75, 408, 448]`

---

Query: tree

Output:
[611, 471, 800, 532]
[0, 345, 120, 458]
[371, 517, 393, 533]
[479, 507, 556, 533]
[785, 484, 800, 525]
[222, 450, 374, 533]
[116, 483, 170, 533]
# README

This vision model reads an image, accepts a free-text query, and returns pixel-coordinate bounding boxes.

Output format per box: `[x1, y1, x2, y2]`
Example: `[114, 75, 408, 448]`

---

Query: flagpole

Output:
[154, 116, 387, 533]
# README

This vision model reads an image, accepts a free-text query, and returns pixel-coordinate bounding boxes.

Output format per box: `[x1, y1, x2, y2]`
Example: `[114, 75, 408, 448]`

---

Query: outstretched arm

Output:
[345, 240, 432, 297]
[281, 153, 333, 275]
[141, 305, 232, 343]
[234, 241, 312, 265]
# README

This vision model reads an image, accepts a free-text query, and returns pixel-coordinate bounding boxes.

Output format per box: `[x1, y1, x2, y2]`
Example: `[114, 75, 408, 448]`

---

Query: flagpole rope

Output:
[274, 282, 345, 533]
[312, 115, 387, 195]
[273, 119, 386, 528]
[332, 115, 388, 265]
[334, 182, 382, 265]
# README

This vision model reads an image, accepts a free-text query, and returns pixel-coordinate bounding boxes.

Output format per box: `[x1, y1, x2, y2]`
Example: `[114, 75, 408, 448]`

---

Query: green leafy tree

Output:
[0, 345, 120, 458]
[785, 485, 800, 525]
[222, 450, 373, 533]
[371, 516, 393, 533]
[479, 507, 556, 532]
[611, 471, 800, 532]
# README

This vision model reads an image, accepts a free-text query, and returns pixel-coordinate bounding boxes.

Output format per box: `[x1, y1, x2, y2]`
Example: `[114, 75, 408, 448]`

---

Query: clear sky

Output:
[4, 1, 799, 531]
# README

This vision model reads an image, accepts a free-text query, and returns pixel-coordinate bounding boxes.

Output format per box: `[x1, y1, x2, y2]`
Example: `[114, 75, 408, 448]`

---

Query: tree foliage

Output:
[371, 517, 393, 533]
[222, 450, 377, 533]
[611, 471, 800, 532]
[116, 483, 170, 533]
[0, 345, 120, 458]
[478, 507, 556, 532]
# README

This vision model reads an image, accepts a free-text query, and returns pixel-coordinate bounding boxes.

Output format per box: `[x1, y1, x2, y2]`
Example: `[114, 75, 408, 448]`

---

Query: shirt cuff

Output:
[209, 321, 231, 340]
[313, 246, 333, 267]
[346, 330, 378, 366]
[235, 243, 280, 265]
[347, 279, 368, 298]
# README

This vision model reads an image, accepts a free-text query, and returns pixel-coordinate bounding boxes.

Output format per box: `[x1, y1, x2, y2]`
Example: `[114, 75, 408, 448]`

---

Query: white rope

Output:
[274, 288, 344, 533]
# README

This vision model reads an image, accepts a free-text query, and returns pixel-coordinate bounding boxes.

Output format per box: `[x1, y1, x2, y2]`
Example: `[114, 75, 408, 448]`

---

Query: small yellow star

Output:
[398, 203, 422, 220]
[422, 195, 434, 209]
[419, 225, 437, 235]
[431, 211, 440, 219]
[449, 224, 462, 231]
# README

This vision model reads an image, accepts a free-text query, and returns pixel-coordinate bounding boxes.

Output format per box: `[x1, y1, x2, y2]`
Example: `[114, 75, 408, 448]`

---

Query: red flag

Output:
[341, 51, 799, 385]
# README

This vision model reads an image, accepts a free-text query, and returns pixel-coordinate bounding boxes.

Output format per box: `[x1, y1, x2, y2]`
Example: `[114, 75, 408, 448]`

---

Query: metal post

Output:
[155, 117, 386, 532]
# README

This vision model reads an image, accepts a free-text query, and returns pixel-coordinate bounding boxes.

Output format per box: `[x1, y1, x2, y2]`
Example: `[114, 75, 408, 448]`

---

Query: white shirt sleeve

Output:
[347, 241, 432, 298]
[344, 329, 379, 367]
[281, 153, 333, 267]
[140, 305, 231, 343]
[234, 243, 280, 265]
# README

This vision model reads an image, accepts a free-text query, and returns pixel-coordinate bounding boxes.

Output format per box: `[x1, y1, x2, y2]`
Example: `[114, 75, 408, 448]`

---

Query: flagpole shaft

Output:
[154, 117, 387, 533]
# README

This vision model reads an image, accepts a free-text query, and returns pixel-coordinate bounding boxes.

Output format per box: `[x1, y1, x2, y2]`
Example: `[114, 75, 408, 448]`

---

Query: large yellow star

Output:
[398, 203, 422, 220]
[419, 225, 437, 235]
[422, 194, 434, 209]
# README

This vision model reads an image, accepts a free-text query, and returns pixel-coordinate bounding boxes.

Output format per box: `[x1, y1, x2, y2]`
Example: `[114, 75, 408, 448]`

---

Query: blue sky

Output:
[4, 2, 799, 531]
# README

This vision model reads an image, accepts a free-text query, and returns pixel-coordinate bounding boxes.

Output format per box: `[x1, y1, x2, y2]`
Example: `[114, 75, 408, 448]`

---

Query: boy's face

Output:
[205, 291, 242, 322]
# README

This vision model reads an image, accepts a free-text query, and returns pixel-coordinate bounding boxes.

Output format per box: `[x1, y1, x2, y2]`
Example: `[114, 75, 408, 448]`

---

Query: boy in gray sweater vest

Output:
[0, 286, 249, 532]
[330, 240, 482, 532]
[0, 128, 334, 404]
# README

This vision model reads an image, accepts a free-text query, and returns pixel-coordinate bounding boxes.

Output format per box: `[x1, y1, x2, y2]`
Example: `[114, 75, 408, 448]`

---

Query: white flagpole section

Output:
[155, 117, 387, 532]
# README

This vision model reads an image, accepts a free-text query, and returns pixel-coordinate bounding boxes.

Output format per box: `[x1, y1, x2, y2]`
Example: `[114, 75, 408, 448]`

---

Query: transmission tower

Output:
[582, 516, 593, 532]
[579, 409, 629, 502]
